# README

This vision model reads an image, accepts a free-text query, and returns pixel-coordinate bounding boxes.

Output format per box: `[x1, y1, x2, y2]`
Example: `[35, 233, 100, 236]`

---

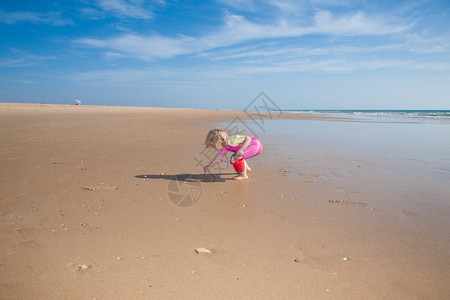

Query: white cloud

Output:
[78, 34, 193, 60]
[75, 10, 409, 61]
[311, 10, 409, 35]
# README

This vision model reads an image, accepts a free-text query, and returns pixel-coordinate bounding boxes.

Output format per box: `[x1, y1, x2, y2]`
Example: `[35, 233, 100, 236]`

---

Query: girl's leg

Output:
[245, 160, 251, 172]
[233, 138, 262, 180]
[242, 137, 262, 159]
[231, 155, 248, 180]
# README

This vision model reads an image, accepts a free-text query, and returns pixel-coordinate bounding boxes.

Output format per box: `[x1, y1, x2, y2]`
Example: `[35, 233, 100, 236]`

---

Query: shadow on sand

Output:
[135, 173, 236, 183]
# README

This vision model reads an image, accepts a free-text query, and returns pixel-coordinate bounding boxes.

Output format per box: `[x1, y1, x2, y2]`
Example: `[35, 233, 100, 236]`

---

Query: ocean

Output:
[282, 110, 450, 122]
[222, 108, 450, 191]
[257, 110, 450, 177]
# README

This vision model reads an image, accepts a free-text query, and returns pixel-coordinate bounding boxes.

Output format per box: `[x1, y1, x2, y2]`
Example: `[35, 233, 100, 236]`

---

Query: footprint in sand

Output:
[401, 209, 415, 217]
[293, 243, 343, 271]
[81, 183, 118, 191]
[294, 255, 343, 271]
[328, 200, 367, 207]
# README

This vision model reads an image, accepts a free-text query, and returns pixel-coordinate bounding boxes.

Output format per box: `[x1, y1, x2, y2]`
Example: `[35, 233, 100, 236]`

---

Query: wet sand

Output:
[0, 103, 449, 299]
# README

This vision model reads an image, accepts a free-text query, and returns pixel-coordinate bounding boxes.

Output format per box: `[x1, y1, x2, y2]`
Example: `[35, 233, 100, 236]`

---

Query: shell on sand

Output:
[195, 248, 212, 254]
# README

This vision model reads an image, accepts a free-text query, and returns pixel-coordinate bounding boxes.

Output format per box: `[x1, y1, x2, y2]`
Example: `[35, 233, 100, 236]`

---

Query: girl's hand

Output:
[204, 165, 211, 173]
[235, 149, 244, 157]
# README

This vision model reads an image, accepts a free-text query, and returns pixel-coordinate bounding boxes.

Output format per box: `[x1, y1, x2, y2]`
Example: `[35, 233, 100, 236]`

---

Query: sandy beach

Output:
[1, 103, 449, 299]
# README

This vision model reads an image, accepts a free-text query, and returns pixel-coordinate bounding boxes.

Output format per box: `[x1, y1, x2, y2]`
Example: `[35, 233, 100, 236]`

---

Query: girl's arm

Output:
[204, 153, 223, 173]
[235, 136, 251, 157]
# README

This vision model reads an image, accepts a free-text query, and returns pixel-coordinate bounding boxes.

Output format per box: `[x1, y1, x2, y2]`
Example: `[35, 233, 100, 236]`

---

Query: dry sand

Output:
[1, 103, 449, 299]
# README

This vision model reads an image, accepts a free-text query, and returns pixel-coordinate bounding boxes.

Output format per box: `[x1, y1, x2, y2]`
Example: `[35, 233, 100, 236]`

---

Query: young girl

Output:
[203, 128, 262, 180]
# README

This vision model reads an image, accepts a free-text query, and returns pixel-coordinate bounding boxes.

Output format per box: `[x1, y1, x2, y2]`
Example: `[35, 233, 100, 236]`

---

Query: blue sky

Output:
[1, 0, 449, 110]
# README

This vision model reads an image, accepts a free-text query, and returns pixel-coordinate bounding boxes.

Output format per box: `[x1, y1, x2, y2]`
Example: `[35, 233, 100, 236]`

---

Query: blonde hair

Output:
[205, 128, 228, 148]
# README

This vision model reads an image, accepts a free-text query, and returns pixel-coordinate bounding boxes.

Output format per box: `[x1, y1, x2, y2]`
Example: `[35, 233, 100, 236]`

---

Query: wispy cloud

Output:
[405, 33, 449, 54]
[95, 0, 154, 19]
[69, 56, 450, 87]
[0, 77, 36, 84]
[0, 50, 58, 68]
[0, 10, 72, 25]
[218, 0, 363, 14]
[217, 0, 257, 11]
[206, 43, 403, 61]
[266, 0, 307, 14]
[75, 10, 410, 61]
[70, 68, 194, 86]
[77, 34, 192, 60]
[233, 58, 450, 74]
[310, 10, 408, 35]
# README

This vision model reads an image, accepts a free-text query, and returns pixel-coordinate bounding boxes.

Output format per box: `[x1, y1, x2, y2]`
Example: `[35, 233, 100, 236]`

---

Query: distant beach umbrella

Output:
[75, 99, 82, 105]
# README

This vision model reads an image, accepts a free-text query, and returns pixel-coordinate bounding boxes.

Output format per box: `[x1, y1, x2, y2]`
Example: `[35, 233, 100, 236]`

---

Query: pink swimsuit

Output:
[219, 136, 263, 159]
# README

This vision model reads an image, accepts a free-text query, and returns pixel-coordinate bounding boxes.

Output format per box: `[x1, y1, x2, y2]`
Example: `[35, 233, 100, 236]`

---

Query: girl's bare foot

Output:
[233, 174, 248, 180]
[233, 171, 248, 180]
[245, 161, 251, 172]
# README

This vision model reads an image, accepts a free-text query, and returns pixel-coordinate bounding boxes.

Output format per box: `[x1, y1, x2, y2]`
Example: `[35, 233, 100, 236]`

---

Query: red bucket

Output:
[231, 157, 246, 173]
